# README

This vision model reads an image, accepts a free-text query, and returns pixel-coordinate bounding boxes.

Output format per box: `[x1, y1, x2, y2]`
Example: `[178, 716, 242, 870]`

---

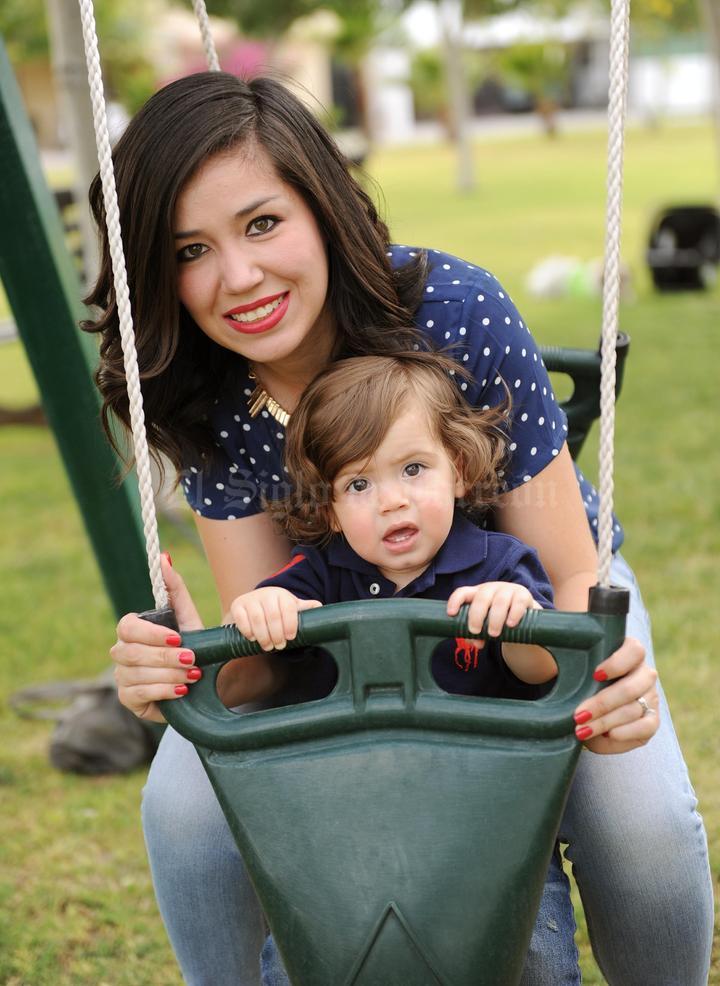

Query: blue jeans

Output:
[141, 553, 713, 985]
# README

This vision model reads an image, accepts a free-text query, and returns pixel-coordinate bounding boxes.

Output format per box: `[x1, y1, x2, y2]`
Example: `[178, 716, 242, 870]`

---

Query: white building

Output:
[362, 1, 716, 145]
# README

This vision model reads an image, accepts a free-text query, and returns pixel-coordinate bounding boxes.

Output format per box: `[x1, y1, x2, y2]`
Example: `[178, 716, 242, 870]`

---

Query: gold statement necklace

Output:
[247, 369, 291, 428]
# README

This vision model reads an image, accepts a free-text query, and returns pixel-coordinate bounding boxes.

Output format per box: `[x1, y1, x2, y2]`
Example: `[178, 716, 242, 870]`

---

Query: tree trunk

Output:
[536, 97, 559, 138]
[44, 0, 101, 285]
[699, 0, 720, 202]
[439, 0, 475, 192]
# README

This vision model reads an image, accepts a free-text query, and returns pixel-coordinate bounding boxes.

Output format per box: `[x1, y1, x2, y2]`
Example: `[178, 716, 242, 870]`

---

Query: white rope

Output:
[191, 0, 221, 72]
[77, 0, 168, 609]
[597, 0, 631, 586]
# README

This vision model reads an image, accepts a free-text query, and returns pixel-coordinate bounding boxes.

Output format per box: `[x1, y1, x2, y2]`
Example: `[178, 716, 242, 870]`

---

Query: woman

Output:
[92, 73, 712, 985]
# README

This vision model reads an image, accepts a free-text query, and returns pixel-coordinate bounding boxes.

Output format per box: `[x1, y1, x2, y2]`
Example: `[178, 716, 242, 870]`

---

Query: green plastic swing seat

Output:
[161, 594, 627, 986]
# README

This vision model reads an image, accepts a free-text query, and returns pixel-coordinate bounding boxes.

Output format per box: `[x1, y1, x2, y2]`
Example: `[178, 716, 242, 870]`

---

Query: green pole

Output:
[0, 38, 153, 616]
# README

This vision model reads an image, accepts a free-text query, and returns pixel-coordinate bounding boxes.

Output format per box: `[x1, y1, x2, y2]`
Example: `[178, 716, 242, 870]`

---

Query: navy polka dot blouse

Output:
[182, 246, 623, 552]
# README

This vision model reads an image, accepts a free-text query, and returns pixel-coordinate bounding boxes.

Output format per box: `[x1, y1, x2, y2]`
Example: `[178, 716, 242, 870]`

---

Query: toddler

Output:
[228, 351, 578, 984]
[232, 351, 557, 698]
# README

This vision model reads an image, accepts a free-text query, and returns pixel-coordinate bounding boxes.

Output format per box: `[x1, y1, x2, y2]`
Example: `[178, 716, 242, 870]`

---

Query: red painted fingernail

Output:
[186, 667, 202, 681]
[178, 651, 194, 666]
[593, 669, 608, 682]
[174, 684, 188, 696]
[573, 709, 592, 725]
[162, 551, 173, 567]
[602, 732, 610, 738]
[575, 725, 593, 740]
[166, 633, 182, 647]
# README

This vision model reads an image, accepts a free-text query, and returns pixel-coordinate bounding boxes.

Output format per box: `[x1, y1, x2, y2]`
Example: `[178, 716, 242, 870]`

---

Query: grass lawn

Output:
[1, 118, 718, 983]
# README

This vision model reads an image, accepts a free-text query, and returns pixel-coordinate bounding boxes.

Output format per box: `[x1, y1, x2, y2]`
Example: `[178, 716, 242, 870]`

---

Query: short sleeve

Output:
[497, 542, 555, 611]
[484, 536, 556, 699]
[256, 547, 330, 602]
[485, 640, 555, 700]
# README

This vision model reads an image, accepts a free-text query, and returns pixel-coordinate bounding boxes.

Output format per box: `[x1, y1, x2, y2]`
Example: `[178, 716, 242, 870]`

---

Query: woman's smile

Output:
[223, 292, 289, 334]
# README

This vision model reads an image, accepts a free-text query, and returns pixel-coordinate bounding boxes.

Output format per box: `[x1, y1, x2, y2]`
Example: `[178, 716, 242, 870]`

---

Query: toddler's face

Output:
[331, 401, 465, 590]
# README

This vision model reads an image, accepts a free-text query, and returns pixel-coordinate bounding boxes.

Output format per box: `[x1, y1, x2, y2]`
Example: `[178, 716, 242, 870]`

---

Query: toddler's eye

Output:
[248, 216, 278, 236]
[177, 243, 207, 262]
[404, 462, 425, 477]
[348, 478, 369, 493]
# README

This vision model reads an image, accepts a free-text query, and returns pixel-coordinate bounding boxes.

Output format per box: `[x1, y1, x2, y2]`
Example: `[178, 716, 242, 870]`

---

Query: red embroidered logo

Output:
[268, 554, 306, 578]
[454, 637, 481, 672]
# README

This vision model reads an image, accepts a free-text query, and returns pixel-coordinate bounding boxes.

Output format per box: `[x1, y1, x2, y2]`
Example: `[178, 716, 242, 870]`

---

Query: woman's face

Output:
[173, 145, 336, 375]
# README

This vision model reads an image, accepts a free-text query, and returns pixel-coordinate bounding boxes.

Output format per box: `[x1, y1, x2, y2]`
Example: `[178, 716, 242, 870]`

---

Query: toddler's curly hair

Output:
[269, 350, 509, 543]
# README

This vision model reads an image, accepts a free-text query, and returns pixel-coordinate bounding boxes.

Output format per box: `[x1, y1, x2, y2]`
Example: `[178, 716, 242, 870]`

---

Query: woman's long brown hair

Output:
[83, 72, 428, 474]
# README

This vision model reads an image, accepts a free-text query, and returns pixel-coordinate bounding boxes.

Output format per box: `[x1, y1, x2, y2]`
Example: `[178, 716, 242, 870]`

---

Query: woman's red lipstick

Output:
[223, 292, 289, 334]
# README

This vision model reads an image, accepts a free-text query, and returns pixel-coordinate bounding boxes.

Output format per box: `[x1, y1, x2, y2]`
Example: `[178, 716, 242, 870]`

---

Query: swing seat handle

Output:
[157, 597, 628, 752]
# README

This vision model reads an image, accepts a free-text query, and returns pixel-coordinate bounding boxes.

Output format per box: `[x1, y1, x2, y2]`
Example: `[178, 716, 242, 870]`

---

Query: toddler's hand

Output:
[229, 587, 322, 652]
[446, 581, 541, 640]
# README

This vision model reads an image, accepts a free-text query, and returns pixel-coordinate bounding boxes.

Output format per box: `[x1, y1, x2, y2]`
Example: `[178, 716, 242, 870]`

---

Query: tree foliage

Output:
[409, 45, 491, 122]
[409, 48, 447, 119]
[94, 0, 157, 110]
[496, 41, 570, 100]
[1, 0, 51, 62]
[494, 40, 571, 134]
[459, 0, 701, 33]
[195, 0, 705, 44]
[1, 0, 156, 111]
[205, 0, 320, 37]
[612, 0, 699, 31]
[205, 0, 407, 49]
[498, 0, 701, 33]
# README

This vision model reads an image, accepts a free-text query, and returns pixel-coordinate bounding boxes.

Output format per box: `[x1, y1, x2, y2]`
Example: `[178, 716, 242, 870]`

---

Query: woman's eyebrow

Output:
[173, 195, 281, 239]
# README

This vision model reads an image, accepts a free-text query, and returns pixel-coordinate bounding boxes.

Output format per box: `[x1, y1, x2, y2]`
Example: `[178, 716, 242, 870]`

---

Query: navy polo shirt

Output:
[257, 512, 555, 701]
[182, 246, 623, 552]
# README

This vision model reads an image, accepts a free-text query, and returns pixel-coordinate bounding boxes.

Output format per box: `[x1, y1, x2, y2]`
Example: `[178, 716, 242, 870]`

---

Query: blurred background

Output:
[1, 0, 718, 982]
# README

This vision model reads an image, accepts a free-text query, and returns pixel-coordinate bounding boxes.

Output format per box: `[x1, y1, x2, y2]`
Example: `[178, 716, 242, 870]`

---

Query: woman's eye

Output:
[177, 243, 207, 262]
[248, 215, 278, 236]
[348, 478, 369, 493]
[404, 462, 425, 477]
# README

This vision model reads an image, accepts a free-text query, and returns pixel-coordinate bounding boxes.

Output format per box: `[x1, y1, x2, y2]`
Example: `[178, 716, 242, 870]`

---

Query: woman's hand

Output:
[572, 635, 659, 754]
[111, 553, 204, 723]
